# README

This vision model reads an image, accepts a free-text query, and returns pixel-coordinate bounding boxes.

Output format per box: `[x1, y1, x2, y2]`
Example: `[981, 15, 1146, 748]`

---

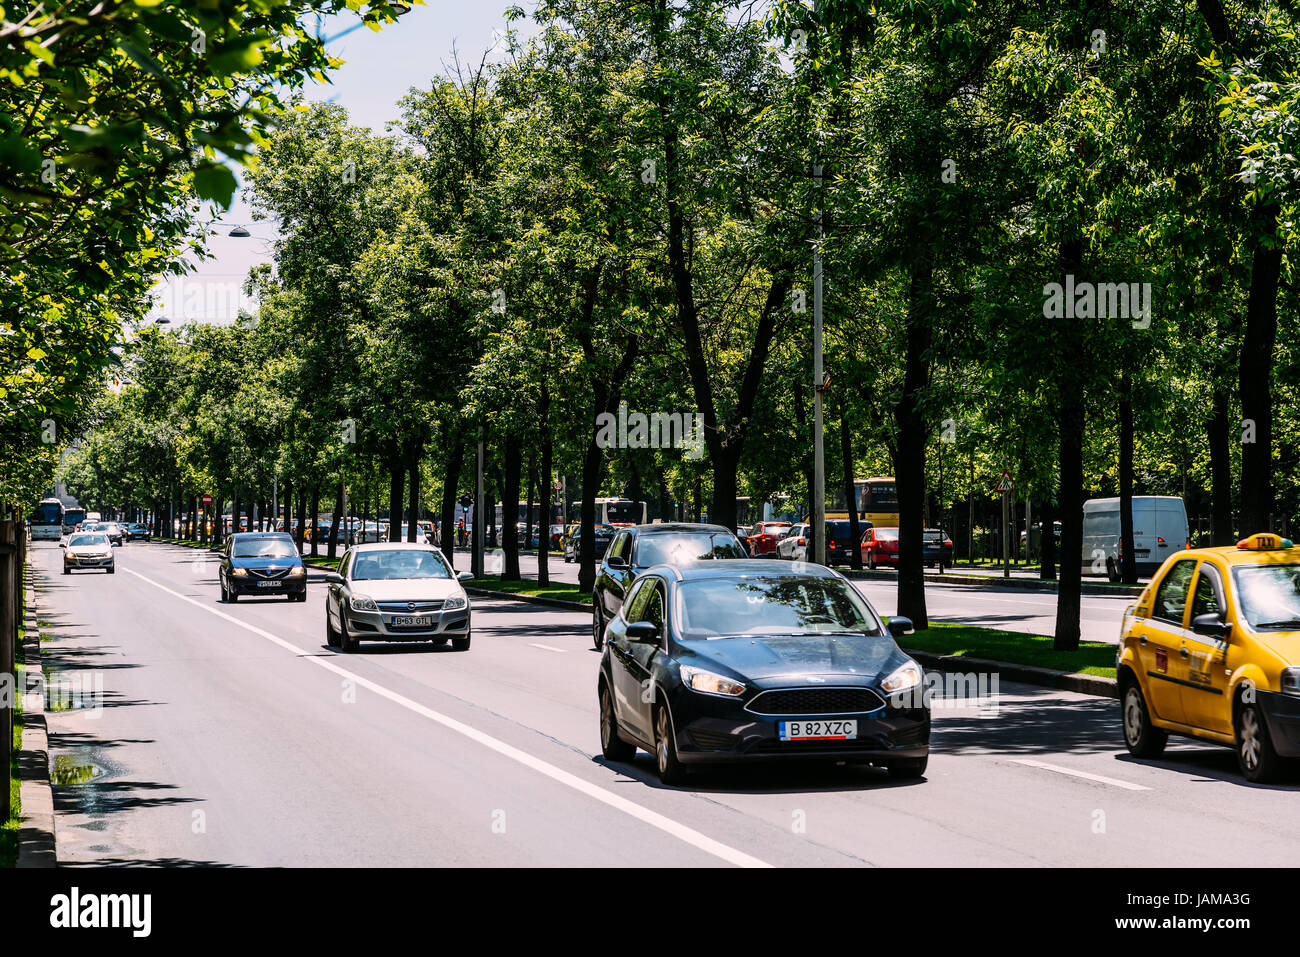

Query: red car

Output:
[862, 526, 900, 569]
[748, 521, 793, 557]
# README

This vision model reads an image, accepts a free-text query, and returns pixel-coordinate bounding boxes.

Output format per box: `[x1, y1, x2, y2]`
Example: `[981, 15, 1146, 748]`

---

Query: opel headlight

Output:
[880, 660, 924, 695]
[232, 567, 249, 577]
[680, 665, 746, 697]
[443, 595, 467, 611]
[288, 566, 306, 578]
[1282, 667, 1300, 697]
[350, 594, 378, 612]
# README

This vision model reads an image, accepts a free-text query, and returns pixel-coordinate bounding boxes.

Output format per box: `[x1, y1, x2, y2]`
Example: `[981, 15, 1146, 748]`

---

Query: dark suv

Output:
[219, 532, 307, 602]
[592, 523, 747, 650]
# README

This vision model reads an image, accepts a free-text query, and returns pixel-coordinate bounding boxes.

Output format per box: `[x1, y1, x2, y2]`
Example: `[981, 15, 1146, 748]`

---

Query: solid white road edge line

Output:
[123, 567, 772, 868]
[529, 643, 567, 653]
[1009, 758, 1151, 791]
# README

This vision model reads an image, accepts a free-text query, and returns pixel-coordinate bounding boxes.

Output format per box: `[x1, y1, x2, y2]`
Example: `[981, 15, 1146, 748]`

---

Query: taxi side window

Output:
[1191, 564, 1224, 620]
[1153, 559, 1197, 625]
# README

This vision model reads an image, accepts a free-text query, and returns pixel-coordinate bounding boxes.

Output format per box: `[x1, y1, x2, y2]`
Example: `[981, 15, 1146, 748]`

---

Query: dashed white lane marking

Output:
[124, 567, 772, 868]
[529, 643, 568, 653]
[1009, 758, 1150, 791]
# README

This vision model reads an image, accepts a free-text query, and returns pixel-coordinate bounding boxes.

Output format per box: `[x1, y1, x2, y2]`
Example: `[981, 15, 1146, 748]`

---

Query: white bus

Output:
[567, 498, 647, 527]
[31, 498, 64, 541]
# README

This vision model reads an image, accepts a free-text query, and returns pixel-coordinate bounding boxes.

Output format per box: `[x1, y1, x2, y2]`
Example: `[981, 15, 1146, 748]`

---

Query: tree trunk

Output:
[539, 386, 553, 586]
[1209, 387, 1233, 545]
[407, 444, 422, 542]
[295, 483, 306, 554]
[1118, 373, 1138, 584]
[579, 432, 601, 592]
[388, 457, 405, 544]
[840, 392, 862, 569]
[894, 258, 932, 629]
[439, 439, 466, 566]
[502, 433, 521, 581]
[1039, 496, 1056, 581]
[1239, 203, 1281, 535]
[310, 486, 320, 556]
[327, 481, 343, 560]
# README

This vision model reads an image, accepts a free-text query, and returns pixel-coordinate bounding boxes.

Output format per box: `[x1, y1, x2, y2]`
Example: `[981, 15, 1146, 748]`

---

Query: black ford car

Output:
[592, 523, 748, 651]
[597, 560, 929, 784]
[219, 532, 307, 602]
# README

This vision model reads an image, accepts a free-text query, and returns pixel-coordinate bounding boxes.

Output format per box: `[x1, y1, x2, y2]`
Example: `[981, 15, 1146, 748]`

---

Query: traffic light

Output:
[458, 494, 473, 508]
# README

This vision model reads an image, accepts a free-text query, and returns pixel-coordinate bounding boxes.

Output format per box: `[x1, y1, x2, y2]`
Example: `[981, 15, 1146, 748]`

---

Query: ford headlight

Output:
[443, 595, 467, 611]
[880, 660, 923, 695]
[350, 594, 378, 612]
[680, 665, 746, 697]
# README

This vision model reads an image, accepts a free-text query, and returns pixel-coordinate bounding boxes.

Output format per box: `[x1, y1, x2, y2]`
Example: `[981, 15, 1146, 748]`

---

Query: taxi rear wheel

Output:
[1236, 702, 1285, 783]
[1122, 682, 1167, 758]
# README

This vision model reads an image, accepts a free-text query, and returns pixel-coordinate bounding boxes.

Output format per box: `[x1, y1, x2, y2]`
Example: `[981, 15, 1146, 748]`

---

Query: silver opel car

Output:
[324, 542, 474, 653]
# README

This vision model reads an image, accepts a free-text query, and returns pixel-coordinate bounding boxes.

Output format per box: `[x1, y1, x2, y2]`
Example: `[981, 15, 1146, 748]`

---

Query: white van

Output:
[1081, 496, 1188, 580]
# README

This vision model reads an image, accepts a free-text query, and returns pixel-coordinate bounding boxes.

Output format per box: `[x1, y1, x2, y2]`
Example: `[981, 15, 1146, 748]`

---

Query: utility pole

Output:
[811, 0, 826, 566]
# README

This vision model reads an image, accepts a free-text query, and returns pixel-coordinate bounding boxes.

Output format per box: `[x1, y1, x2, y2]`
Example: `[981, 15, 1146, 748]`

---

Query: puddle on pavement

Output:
[51, 755, 107, 786]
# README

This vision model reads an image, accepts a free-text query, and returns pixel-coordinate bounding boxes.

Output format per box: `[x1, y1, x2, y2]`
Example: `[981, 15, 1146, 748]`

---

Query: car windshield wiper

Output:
[1254, 619, 1300, 629]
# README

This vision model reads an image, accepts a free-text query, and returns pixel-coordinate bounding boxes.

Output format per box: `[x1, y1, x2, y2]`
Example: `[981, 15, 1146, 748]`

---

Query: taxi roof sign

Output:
[1236, 533, 1294, 551]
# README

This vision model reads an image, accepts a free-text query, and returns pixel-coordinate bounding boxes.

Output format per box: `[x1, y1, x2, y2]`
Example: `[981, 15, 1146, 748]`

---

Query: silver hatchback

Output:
[324, 543, 474, 653]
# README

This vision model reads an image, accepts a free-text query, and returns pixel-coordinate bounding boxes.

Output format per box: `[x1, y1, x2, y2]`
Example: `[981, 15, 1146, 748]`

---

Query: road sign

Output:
[552, 482, 563, 492]
[201, 494, 213, 506]
[993, 471, 1014, 494]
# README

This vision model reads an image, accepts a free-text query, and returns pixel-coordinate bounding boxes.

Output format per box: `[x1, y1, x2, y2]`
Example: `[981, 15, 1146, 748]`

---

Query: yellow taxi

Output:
[1119, 532, 1300, 781]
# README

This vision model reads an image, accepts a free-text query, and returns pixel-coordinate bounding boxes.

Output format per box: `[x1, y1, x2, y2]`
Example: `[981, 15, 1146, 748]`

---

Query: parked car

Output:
[592, 523, 747, 650]
[597, 560, 928, 784]
[564, 523, 616, 564]
[127, 522, 151, 542]
[350, 521, 388, 545]
[324, 542, 474, 652]
[776, 523, 811, 560]
[923, 528, 954, 569]
[747, 521, 793, 557]
[62, 532, 115, 574]
[862, 526, 899, 569]
[219, 532, 307, 603]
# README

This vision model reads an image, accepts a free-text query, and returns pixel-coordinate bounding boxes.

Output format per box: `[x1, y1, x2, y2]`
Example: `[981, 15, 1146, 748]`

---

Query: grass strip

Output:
[901, 622, 1117, 679]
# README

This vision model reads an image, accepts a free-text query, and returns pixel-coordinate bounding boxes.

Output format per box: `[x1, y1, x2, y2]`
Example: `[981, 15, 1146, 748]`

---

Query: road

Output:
[28, 540, 1300, 867]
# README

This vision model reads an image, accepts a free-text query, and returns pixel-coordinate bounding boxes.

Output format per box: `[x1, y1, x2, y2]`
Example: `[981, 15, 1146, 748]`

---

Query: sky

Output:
[149, 1, 541, 324]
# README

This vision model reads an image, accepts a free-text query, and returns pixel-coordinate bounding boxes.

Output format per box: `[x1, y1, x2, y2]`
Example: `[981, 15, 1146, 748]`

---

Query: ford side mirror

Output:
[606, 555, 627, 569]
[887, 616, 914, 638]
[1191, 612, 1230, 639]
[457, 571, 474, 582]
[625, 620, 660, 643]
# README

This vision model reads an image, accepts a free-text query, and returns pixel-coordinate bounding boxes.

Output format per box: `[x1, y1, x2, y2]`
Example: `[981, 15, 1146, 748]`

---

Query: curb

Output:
[465, 587, 589, 612]
[17, 569, 56, 868]
[902, 648, 1118, 700]
[844, 568, 1144, 598]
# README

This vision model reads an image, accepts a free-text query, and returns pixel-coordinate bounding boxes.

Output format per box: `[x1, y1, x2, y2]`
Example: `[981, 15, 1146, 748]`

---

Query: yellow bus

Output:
[827, 477, 899, 529]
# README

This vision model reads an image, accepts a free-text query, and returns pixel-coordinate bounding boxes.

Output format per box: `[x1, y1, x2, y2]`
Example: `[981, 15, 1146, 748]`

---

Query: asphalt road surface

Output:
[29, 540, 1300, 867]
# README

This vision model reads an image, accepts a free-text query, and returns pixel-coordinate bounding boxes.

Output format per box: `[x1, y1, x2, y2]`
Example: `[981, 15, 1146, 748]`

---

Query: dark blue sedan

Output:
[597, 560, 929, 784]
[219, 532, 307, 603]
